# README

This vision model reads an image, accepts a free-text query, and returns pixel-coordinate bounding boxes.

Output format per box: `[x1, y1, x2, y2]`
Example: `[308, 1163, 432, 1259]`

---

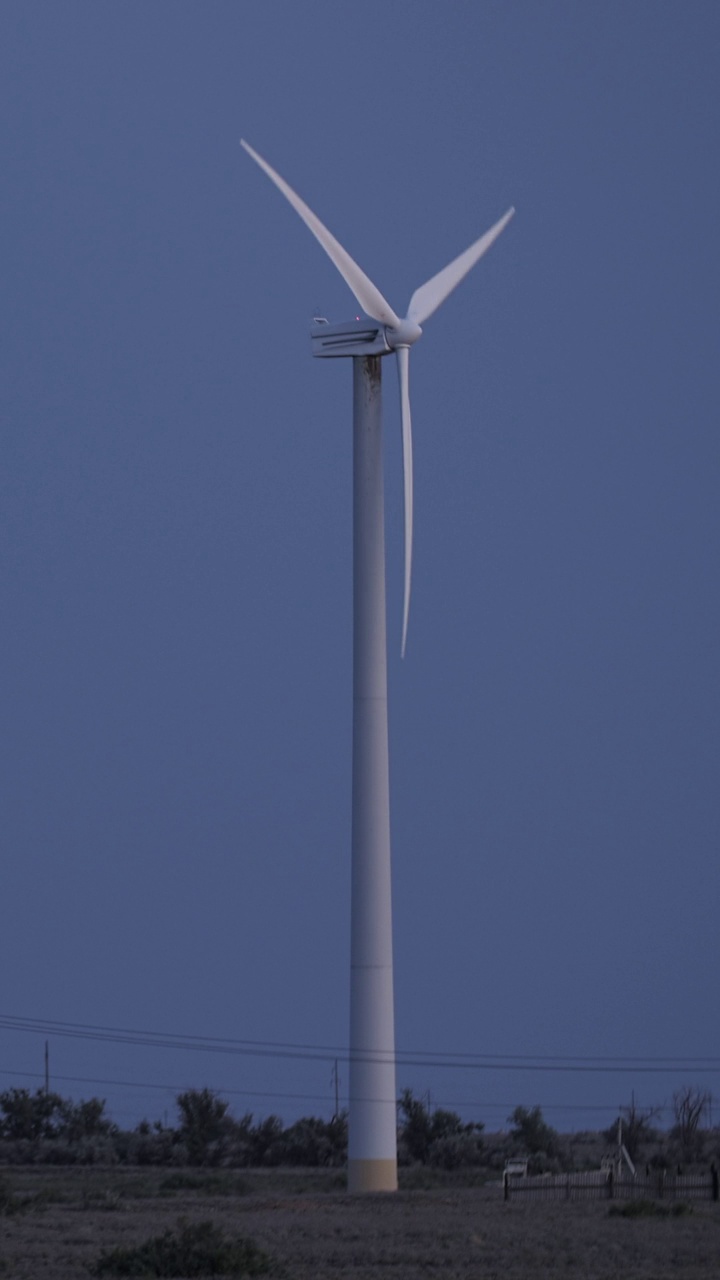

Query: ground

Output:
[1, 1166, 719, 1278]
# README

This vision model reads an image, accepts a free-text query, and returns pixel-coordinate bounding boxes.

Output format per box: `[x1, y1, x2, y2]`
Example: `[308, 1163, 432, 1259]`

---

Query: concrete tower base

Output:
[348, 1157, 398, 1194]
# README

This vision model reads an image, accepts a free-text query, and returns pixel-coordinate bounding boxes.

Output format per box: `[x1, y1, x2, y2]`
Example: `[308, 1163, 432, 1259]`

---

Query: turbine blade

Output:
[396, 345, 413, 659]
[406, 207, 515, 326]
[241, 140, 402, 328]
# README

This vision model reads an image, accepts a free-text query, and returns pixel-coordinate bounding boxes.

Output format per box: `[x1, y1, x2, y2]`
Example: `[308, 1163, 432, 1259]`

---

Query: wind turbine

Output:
[242, 139, 513, 1192]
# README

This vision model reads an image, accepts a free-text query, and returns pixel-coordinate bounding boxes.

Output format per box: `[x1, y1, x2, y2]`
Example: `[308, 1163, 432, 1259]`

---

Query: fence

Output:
[504, 1167, 720, 1204]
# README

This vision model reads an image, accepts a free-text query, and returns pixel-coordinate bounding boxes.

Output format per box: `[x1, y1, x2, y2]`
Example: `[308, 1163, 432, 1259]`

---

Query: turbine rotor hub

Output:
[386, 318, 422, 348]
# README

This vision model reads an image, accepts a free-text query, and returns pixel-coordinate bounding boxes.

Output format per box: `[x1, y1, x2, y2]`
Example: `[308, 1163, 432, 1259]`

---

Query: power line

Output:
[1, 1013, 718, 1074]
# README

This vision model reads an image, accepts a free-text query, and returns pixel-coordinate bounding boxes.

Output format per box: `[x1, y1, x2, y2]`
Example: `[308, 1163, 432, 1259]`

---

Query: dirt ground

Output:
[1, 1166, 719, 1279]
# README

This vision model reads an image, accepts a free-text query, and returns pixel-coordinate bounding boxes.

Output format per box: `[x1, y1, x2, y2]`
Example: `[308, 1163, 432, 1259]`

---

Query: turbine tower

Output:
[242, 140, 513, 1193]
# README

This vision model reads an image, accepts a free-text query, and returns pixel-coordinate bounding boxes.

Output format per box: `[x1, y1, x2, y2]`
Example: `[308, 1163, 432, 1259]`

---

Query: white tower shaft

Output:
[348, 356, 397, 1193]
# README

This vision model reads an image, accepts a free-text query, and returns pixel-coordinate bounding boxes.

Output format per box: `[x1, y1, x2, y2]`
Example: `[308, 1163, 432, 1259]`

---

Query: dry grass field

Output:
[1, 1165, 719, 1278]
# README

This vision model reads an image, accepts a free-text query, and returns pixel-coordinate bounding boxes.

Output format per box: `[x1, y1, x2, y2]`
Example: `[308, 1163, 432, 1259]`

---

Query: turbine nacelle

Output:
[309, 315, 423, 360]
[310, 316, 391, 359]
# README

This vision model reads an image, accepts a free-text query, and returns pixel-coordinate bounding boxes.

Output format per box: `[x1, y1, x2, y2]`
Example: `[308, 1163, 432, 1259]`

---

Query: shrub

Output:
[176, 1090, 231, 1166]
[398, 1090, 483, 1167]
[0, 1139, 36, 1165]
[36, 1136, 119, 1166]
[58, 1097, 115, 1142]
[246, 1115, 285, 1167]
[604, 1101, 660, 1164]
[90, 1219, 271, 1277]
[670, 1087, 711, 1164]
[115, 1124, 184, 1167]
[278, 1114, 347, 1167]
[428, 1132, 485, 1170]
[0, 1176, 24, 1216]
[0, 1089, 65, 1140]
[527, 1152, 563, 1176]
[609, 1199, 692, 1219]
[508, 1106, 561, 1159]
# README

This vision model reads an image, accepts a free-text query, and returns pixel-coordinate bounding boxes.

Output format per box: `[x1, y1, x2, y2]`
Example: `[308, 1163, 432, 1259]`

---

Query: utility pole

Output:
[44, 1041, 49, 1094]
[331, 1059, 340, 1121]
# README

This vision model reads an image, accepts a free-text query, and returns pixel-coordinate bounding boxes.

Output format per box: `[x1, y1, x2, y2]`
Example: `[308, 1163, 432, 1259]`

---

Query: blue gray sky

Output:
[1, 1, 718, 1132]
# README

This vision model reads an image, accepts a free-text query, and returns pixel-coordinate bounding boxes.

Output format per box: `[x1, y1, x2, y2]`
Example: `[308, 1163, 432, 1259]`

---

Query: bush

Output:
[58, 1097, 116, 1143]
[90, 1219, 271, 1277]
[278, 1114, 347, 1167]
[0, 1139, 36, 1165]
[0, 1089, 65, 1140]
[398, 1090, 483, 1167]
[604, 1101, 660, 1164]
[670, 1087, 711, 1164]
[609, 1199, 692, 1220]
[246, 1115, 285, 1167]
[0, 1175, 24, 1216]
[36, 1137, 119, 1166]
[428, 1132, 485, 1170]
[116, 1125, 184, 1167]
[508, 1106, 561, 1159]
[527, 1152, 563, 1176]
[177, 1090, 232, 1166]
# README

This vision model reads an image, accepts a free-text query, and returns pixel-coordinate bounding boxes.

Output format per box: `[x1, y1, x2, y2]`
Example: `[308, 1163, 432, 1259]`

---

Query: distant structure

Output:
[242, 139, 513, 1193]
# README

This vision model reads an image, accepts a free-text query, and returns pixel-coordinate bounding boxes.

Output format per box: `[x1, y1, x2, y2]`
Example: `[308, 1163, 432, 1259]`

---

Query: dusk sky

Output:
[1, 1, 718, 1134]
